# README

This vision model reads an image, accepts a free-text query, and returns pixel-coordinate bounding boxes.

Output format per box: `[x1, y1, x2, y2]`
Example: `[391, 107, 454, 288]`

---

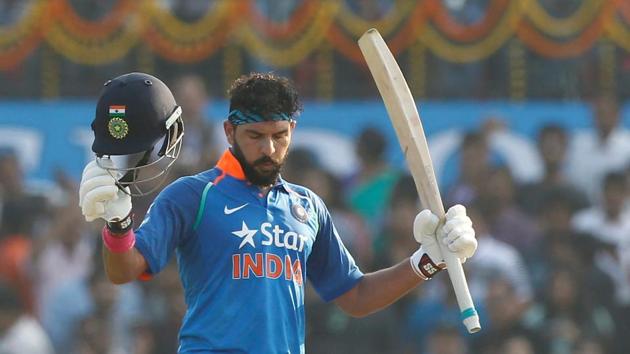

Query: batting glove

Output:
[79, 158, 132, 224]
[410, 204, 477, 279]
[438, 204, 477, 260]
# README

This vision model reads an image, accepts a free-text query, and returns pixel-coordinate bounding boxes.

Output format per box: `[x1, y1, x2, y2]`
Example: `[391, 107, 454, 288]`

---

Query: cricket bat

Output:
[358, 28, 481, 333]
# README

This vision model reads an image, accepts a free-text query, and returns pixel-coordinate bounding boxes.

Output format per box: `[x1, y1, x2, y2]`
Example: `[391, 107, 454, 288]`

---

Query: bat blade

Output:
[358, 28, 481, 333]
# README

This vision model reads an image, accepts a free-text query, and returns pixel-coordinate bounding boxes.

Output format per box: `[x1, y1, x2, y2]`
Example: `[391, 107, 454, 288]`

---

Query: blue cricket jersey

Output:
[134, 150, 364, 353]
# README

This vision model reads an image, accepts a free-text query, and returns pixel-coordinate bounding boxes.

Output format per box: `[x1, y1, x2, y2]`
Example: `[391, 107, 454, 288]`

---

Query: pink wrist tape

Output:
[102, 227, 136, 253]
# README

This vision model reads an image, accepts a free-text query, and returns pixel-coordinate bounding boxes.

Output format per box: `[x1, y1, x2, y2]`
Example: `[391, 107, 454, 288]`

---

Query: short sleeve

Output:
[307, 197, 363, 302]
[134, 180, 198, 275]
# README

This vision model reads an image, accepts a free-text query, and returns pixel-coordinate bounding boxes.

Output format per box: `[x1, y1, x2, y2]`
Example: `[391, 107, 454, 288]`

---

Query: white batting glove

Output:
[79, 158, 132, 223]
[410, 204, 477, 279]
[439, 204, 477, 260]
[410, 209, 443, 279]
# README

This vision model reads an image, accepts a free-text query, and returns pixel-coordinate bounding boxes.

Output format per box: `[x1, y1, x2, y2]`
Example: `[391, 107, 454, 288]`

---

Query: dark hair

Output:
[540, 186, 586, 214]
[389, 174, 417, 207]
[538, 123, 566, 140]
[461, 131, 486, 149]
[603, 171, 626, 190]
[228, 72, 302, 119]
[356, 126, 387, 160]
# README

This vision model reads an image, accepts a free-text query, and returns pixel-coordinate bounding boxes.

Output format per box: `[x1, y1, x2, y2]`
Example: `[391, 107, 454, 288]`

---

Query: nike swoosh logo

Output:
[224, 203, 248, 215]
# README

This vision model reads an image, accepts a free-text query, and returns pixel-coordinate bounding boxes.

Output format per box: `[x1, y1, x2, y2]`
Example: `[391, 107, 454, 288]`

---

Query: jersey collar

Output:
[215, 149, 290, 191]
[216, 149, 246, 180]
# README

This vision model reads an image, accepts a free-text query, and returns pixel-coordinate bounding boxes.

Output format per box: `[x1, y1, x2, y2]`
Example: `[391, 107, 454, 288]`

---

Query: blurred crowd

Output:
[0, 75, 629, 354]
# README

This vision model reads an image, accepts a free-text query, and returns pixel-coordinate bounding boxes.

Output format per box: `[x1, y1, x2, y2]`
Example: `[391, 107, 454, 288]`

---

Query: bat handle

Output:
[441, 248, 481, 333]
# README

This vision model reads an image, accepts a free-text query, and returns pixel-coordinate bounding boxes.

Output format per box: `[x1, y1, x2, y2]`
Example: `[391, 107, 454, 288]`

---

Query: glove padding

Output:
[410, 204, 477, 279]
[438, 204, 477, 260]
[79, 158, 131, 222]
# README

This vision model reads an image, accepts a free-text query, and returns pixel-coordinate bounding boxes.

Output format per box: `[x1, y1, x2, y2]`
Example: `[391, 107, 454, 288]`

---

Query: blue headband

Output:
[228, 109, 291, 125]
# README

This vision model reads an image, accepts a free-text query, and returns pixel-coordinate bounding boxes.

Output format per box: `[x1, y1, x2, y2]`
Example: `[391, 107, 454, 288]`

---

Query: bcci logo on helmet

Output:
[108, 117, 129, 139]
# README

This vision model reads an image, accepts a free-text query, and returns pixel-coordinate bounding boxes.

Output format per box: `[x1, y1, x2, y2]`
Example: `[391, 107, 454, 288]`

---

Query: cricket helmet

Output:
[91, 72, 184, 196]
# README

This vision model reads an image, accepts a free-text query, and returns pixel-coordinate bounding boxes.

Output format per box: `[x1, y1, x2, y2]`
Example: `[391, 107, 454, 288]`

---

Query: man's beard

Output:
[231, 141, 286, 187]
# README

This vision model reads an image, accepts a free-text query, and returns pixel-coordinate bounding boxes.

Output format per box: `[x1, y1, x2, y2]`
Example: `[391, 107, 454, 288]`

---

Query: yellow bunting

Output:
[2, 0, 630, 73]
[605, 17, 630, 52]
[337, 0, 416, 37]
[0, 0, 51, 70]
[0, 0, 46, 46]
[522, 0, 603, 37]
[419, 0, 521, 63]
[239, 1, 339, 67]
[144, 0, 234, 42]
[43, 0, 144, 65]
[430, 0, 509, 43]
[142, 0, 241, 62]
[517, 0, 616, 59]
[45, 18, 143, 65]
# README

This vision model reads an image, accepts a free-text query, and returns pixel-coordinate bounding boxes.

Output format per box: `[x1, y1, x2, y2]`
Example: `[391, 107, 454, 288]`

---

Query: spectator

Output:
[129, 320, 157, 354]
[465, 201, 533, 313]
[301, 165, 372, 268]
[283, 148, 372, 266]
[571, 170, 630, 353]
[572, 337, 605, 354]
[527, 186, 616, 304]
[305, 293, 400, 354]
[42, 254, 143, 354]
[280, 147, 320, 185]
[0, 147, 24, 201]
[472, 278, 543, 354]
[0, 280, 54, 354]
[566, 94, 630, 202]
[0, 149, 50, 313]
[142, 261, 185, 354]
[445, 131, 491, 206]
[34, 196, 95, 320]
[374, 174, 419, 268]
[432, 117, 542, 199]
[0, 148, 49, 237]
[478, 166, 541, 253]
[74, 314, 114, 354]
[571, 171, 630, 306]
[502, 335, 536, 354]
[403, 276, 467, 353]
[519, 124, 589, 215]
[480, 117, 543, 184]
[525, 268, 614, 354]
[0, 203, 36, 314]
[172, 74, 220, 172]
[572, 171, 630, 245]
[305, 174, 405, 354]
[347, 126, 400, 229]
[425, 324, 467, 354]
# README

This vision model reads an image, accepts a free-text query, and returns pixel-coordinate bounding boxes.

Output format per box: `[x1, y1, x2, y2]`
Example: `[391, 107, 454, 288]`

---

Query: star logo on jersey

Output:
[232, 221, 258, 249]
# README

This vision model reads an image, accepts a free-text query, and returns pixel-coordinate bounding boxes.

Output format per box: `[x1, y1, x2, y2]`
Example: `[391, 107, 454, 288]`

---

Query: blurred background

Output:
[0, 0, 629, 353]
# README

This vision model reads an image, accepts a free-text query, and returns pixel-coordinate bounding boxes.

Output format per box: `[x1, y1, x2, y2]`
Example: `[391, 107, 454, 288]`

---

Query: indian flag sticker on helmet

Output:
[108, 117, 129, 139]
[109, 105, 126, 117]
